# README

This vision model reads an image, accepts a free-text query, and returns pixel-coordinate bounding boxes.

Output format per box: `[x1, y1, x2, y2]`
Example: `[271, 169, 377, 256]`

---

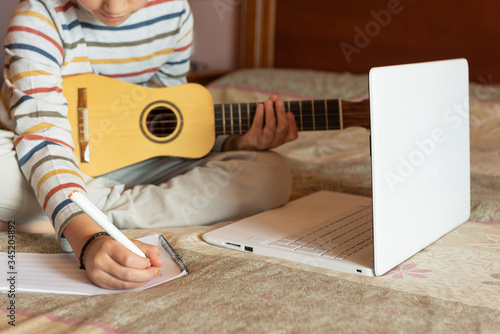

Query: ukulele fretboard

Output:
[214, 99, 341, 136]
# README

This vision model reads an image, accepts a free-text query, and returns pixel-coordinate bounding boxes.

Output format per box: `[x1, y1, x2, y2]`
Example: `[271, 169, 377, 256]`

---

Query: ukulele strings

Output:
[78, 99, 343, 136]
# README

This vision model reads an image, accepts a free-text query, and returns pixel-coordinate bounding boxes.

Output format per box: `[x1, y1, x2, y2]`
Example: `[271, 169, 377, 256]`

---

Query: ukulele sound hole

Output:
[146, 106, 177, 138]
[140, 100, 183, 144]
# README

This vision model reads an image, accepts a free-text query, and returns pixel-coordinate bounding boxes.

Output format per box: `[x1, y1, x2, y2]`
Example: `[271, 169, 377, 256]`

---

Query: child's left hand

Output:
[223, 94, 298, 151]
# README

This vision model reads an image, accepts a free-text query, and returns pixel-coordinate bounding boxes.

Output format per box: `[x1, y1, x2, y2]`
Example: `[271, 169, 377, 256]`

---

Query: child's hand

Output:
[223, 94, 298, 151]
[83, 236, 163, 290]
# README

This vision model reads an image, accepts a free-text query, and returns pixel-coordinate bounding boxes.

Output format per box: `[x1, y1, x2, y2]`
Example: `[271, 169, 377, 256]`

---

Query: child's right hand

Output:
[83, 236, 163, 290]
[63, 214, 163, 290]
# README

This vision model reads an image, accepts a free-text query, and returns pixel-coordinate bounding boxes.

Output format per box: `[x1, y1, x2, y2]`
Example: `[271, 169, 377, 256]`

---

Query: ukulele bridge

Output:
[77, 88, 90, 163]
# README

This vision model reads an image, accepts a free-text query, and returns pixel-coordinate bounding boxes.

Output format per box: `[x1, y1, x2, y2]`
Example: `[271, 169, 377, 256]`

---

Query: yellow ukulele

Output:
[62, 73, 370, 176]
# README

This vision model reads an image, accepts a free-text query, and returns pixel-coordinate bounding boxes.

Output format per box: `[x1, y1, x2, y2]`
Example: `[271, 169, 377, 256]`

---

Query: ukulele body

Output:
[63, 73, 215, 176]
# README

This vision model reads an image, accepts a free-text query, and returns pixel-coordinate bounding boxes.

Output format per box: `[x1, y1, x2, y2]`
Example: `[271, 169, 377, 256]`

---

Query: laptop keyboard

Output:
[269, 206, 373, 260]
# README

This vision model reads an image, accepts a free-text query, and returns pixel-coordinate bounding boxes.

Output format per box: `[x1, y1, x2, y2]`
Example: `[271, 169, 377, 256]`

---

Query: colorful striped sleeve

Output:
[2, 1, 86, 250]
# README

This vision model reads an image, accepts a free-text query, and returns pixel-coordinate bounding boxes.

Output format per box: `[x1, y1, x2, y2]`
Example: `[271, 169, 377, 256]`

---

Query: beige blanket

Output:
[1, 69, 499, 333]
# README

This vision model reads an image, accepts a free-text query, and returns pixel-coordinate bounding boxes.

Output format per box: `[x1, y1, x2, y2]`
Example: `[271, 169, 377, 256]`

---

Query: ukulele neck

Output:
[213, 99, 370, 136]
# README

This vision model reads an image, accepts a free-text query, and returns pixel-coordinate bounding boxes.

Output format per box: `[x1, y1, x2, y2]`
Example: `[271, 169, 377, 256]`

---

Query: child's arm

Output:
[223, 94, 299, 151]
[3, 1, 176, 289]
[63, 215, 163, 289]
[3, 1, 87, 247]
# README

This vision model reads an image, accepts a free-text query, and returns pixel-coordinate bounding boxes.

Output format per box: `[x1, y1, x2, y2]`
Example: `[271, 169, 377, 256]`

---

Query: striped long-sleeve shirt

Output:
[0, 0, 193, 250]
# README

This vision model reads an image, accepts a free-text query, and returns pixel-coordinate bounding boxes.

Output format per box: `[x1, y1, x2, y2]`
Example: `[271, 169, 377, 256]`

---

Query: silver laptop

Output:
[202, 59, 471, 276]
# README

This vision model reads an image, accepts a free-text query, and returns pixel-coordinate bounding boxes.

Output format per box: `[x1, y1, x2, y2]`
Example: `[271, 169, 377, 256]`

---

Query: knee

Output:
[198, 150, 293, 220]
[252, 151, 292, 209]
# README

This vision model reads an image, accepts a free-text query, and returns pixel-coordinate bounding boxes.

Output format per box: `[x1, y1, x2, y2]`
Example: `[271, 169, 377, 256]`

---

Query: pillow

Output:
[207, 68, 368, 103]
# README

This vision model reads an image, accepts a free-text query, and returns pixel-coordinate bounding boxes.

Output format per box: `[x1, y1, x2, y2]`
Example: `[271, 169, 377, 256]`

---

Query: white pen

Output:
[68, 190, 146, 258]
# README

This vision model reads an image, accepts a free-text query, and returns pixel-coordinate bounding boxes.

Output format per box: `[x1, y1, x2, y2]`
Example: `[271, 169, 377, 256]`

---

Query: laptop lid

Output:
[369, 59, 470, 275]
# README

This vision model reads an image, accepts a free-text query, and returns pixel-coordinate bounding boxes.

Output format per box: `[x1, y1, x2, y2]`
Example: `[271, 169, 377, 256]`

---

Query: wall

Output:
[188, 0, 241, 72]
[273, 0, 500, 82]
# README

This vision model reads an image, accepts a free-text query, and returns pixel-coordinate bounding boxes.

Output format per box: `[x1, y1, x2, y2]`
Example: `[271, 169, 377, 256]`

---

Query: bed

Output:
[1, 1, 500, 333]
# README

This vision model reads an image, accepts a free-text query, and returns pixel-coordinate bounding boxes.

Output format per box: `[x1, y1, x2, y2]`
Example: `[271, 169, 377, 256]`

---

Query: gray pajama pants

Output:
[0, 129, 292, 230]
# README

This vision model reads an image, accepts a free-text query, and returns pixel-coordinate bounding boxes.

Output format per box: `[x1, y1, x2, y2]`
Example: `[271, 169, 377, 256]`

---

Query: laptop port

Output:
[244, 246, 253, 252]
[224, 242, 240, 248]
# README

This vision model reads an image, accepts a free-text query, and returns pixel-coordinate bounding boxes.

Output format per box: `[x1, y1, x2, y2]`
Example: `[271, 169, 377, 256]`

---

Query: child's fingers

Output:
[285, 111, 299, 142]
[270, 100, 289, 146]
[84, 239, 159, 289]
[135, 241, 163, 268]
[107, 259, 158, 284]
[106, 240, 152, 270]
[263, 99, 277, 132]
[250, 103, 265, 132]
[87, 264, 158, 290]
[269, 94, 280, 102]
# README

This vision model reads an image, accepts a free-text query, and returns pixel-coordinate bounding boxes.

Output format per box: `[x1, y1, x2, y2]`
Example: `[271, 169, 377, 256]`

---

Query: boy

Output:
[0, 0, 297, 289]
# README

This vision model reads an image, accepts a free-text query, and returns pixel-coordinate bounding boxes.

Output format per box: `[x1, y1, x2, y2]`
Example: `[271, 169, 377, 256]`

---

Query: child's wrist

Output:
[79, 231, 109, 270]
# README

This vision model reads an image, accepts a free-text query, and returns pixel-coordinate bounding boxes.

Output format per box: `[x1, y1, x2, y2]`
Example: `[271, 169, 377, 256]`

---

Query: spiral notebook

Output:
[0, 234, 188, 295]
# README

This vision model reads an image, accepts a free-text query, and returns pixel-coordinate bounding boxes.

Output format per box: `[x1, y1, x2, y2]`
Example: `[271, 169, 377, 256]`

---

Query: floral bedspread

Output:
[0, 69, 499, 333]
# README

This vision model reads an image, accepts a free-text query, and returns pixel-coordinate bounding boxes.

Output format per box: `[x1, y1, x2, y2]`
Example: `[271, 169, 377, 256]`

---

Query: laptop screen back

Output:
[369, 59, 470, 275]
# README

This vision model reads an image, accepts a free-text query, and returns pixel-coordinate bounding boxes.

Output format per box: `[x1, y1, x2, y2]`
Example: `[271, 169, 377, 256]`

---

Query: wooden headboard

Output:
[240, 0, 500, 83]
